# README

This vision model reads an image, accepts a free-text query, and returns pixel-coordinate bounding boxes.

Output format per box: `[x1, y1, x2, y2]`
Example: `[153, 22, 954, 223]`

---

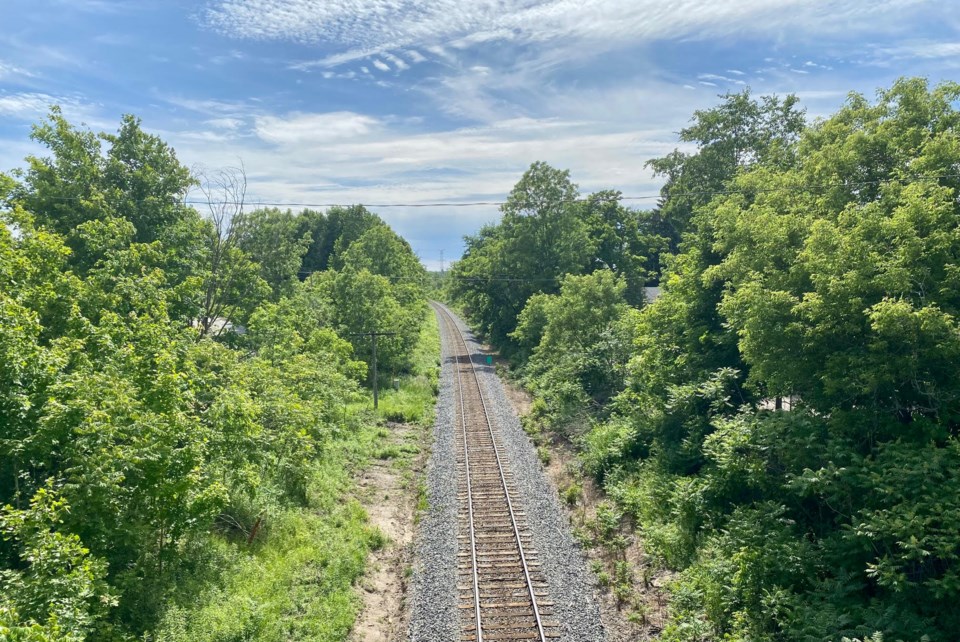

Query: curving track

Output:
[432, 302, 560, 642]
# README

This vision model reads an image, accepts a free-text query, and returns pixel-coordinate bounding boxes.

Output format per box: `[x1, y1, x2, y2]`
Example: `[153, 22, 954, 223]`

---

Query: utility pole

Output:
[349, 330, 398, 409]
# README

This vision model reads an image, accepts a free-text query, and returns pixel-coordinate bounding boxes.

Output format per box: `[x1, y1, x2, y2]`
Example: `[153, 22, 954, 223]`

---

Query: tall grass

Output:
[374, 307, 440, 425]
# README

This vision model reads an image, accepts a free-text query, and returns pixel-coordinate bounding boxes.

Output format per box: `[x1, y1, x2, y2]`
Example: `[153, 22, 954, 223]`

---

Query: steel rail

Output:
[447, 307, 484, 642]
[433, 302, 548, 642]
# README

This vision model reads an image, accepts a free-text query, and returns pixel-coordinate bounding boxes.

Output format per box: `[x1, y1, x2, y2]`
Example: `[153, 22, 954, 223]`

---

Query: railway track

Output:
[432, 303, 560, 642]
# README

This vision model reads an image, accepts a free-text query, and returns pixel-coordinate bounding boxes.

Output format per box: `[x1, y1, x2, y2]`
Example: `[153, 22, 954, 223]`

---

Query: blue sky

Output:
[2, 0, 959, 268]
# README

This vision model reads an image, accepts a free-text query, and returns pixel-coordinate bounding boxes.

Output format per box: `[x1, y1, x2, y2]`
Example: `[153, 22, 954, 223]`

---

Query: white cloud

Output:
[404, 49, 427, 63]
[165, 79, 701, 214]
[372, 58, 391, 72]
[0, 93, 53, 117]
[0, 60, 36, 80]
[698, 73, 746, 85]
[383, 52, 410, 71]
[254, 111, 381, 144]
[0, 92, 95, 121]
[205, 117, 244, 130]
[165, 96, 251, 116]
[203, 0, 926, 73]
[877, 41, 960, 60]
[166, 106, 678, 259]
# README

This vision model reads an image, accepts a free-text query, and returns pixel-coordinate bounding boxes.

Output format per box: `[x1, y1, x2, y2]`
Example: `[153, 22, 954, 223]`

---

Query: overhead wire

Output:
[11, 171, 960, 210]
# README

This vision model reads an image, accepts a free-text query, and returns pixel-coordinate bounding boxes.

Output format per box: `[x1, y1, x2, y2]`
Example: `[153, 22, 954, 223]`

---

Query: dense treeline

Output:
[450, 162, 665, 347]
[451, 78, 960, 640]
[0, 110, 426, 640]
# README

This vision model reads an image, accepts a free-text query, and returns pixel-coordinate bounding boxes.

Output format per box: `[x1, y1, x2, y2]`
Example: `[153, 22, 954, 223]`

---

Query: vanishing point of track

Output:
[432, 303, 559, 642]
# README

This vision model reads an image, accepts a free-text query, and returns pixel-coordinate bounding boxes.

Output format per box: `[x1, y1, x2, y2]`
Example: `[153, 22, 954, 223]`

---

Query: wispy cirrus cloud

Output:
[3, 0, 954, 268]
[254, 111, 381, 144]
[162, 103, 682, 266]
[383, 52, 410, 71]
[0, 60, 36, 80]
[876, 41, 960, 61]
[698, 73, 746, 86]
[0, 91, 99, 121]
[203, 0, 928, 70]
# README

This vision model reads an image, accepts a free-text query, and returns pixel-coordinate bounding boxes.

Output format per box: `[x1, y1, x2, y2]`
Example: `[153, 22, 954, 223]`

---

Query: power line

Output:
[11, 171, 960, 210]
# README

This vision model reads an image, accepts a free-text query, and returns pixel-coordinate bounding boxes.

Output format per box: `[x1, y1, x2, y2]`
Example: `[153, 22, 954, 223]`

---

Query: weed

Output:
[561, 481, 582, 507]
[537, 445, 552, 465]
[627, 603, 650, 627]
[367, 527, 389, 551]
[151, 308, 442, 642]
[413, 482, 428, 525]
[375, 445, 402, 459]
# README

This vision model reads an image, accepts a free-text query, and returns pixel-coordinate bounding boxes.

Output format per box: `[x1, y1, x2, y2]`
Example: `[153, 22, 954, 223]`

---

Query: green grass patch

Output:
[374, 307, 441, 425]
[153, 411, 386, 642]
[373, 441, 420, 460]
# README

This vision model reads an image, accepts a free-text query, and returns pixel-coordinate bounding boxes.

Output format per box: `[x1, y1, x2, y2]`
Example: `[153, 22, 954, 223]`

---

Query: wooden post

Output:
[348, 330, 397, 411]
[372, 332, 379, 409]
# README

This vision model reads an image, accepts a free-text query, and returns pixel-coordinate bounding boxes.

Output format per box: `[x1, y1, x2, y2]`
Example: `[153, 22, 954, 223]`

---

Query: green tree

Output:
[1, 110, 428, 641]
[14, 109, 205, 292]
[194, 166, 270, 335]
[326, 205, 386, 271]
[646, 90, 806, 260]
[237, 207, 311, 300]
[295, 208, 330, 275]
[328, 267, 416, 375]
[590, 78, 960, 641]
[512, 270, 637, 431]
[451, 162, 594, 346]
[339, 224, 426, 308]
[0, 485, 114, 642]
[582, 190, 666, 305]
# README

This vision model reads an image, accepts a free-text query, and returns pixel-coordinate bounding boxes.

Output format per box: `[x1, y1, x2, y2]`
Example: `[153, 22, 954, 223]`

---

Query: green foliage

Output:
[586, 78, 960, 641]
[646, 89, 806, 255]
[512, 270, 639, 435]
[583, 190, 666, 304]
[152, 443, 381, 642]
[0, 485, 114, 642]
[0, 111, 433, 641]
[238, 207, 312, 300]
[375, 307, 441, 425]
[13, 109, 205, 313]
[451, 79, 960, 642]
[452, 162, 647, 347]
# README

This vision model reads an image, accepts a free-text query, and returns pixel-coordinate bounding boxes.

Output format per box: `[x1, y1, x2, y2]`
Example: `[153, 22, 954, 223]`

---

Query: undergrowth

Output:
[153, 308, 441, 642]
[374, 307, 441, 425]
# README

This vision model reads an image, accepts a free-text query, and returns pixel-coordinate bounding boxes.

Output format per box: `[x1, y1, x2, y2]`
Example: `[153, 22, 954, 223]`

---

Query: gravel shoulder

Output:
[408, 306, 460, 642]
[409, 303, 606, 642]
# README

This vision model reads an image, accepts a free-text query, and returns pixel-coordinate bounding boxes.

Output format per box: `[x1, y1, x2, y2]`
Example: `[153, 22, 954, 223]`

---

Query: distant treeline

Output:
[450, 78, 960, 641]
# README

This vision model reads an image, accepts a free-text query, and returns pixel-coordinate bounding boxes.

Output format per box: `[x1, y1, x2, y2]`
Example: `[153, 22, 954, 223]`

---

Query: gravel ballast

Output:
[409, 304, 606, 642]
[408, 306, 460, 642]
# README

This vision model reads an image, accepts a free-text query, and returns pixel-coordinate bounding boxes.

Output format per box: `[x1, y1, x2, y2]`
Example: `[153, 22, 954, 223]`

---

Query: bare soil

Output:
[349, 421, 430, 642]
